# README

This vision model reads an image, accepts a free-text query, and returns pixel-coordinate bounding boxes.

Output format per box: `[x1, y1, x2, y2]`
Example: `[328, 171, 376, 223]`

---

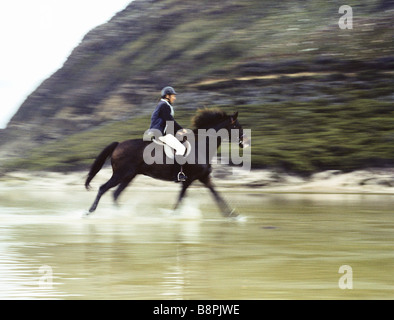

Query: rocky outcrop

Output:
[0, 0, 392, 173]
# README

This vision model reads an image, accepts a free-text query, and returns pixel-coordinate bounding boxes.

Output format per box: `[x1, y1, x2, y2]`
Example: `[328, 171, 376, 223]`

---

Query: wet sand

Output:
[1, 167, 394, 196]
[0, 168, 393, 299]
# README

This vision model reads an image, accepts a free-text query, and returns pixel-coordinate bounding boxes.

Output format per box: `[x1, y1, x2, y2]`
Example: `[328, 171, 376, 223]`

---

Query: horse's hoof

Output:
[225, 209, 238, 218]
[113, 200, 120, 208]
[230, 215, 247, 222]
[82, 210, 91, 218]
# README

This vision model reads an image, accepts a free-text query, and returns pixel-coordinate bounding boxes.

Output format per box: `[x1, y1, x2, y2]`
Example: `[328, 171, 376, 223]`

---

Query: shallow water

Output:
[0, 187, 393, 299]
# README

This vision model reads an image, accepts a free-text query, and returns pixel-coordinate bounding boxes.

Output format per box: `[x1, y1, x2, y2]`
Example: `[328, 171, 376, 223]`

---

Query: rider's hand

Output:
[178, 129, 188, 135]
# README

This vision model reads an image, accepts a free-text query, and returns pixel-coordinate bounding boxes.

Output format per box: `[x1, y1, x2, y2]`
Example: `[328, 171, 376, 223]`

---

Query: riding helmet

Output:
[161, 86, 177, 97]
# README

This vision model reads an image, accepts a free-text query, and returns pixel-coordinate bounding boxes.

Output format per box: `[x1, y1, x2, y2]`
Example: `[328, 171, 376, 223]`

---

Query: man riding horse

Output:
[149, 86, 188, 182]
[85, 88, 249, 217]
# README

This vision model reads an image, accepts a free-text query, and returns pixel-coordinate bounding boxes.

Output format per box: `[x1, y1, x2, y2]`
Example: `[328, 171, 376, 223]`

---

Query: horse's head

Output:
[225, 111, 250, 149]
[192, 109, 250, 148]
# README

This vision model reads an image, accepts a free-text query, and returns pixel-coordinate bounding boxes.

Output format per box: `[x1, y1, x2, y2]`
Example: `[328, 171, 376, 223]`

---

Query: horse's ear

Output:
[231, 111, 239, 121]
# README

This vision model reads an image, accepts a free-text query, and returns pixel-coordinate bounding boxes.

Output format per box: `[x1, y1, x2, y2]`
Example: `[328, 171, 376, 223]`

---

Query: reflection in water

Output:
[160, 248, 185, 299]
[0, 192, 393, 299]
[0, 227, 73, 299]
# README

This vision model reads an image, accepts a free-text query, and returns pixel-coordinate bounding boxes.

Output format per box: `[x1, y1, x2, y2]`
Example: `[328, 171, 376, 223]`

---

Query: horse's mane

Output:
[192, 108, 228, 129]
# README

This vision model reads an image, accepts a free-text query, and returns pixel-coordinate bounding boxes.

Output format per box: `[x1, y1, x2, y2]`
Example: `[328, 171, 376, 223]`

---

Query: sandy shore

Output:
[218, 167, 394, 194]
[1, 166, 394, 195]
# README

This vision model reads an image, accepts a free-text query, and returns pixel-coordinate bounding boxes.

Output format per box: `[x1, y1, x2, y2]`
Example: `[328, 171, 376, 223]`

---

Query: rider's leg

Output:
[159, 134, 186, 156]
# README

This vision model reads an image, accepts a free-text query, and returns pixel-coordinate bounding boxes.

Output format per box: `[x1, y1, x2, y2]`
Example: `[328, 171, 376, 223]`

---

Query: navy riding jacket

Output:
[149, 99, 183, 135]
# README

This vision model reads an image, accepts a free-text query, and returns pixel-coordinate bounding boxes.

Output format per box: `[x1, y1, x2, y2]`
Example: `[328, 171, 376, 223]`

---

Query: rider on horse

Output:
[149, 86, 188, 182]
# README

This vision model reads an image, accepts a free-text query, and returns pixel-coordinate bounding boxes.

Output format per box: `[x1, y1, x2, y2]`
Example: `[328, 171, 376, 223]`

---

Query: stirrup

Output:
[177, 171, 187, 182]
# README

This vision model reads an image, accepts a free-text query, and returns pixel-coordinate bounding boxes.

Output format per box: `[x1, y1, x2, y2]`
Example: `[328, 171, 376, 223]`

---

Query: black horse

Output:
[85, 109, 247, 217]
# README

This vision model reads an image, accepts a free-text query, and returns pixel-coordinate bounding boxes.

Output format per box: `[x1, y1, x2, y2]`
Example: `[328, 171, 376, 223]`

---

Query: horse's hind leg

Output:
[113, 171, 137, 204]
[88, 174, 122, 213]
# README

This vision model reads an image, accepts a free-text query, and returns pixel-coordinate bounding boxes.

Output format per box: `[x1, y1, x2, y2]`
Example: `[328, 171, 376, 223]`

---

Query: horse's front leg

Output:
[200, 176, 237, 217]
[174, 180, 192, 211]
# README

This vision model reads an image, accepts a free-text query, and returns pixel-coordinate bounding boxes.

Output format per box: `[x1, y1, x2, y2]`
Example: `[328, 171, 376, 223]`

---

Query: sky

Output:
[0, 0, 132, 129]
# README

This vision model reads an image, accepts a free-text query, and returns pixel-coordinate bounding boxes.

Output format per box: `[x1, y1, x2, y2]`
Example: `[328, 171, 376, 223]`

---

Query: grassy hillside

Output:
[0, 0, 393, 174]
[4, 96, 393, 175]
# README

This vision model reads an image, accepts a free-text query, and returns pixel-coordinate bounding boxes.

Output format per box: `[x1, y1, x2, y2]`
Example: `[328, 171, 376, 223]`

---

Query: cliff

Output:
[0, 0, 393, 174]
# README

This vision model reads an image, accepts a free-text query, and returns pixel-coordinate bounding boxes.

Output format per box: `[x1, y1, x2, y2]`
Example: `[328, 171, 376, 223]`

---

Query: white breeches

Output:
[158, 134, 186, 156]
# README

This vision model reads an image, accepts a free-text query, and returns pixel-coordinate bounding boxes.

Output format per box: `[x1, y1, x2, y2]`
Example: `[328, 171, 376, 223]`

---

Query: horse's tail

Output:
[85, 141, 119, 190]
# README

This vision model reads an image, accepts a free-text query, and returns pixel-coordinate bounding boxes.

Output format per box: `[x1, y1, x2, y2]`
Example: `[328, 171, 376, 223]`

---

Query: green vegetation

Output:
[1, 0, 393, 175]
[243, 99, 394, 174]
[4, 96, 393, 175]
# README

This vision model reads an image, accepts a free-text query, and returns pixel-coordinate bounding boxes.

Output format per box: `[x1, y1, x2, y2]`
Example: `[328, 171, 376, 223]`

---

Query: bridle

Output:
[189, 116, 246, 147]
